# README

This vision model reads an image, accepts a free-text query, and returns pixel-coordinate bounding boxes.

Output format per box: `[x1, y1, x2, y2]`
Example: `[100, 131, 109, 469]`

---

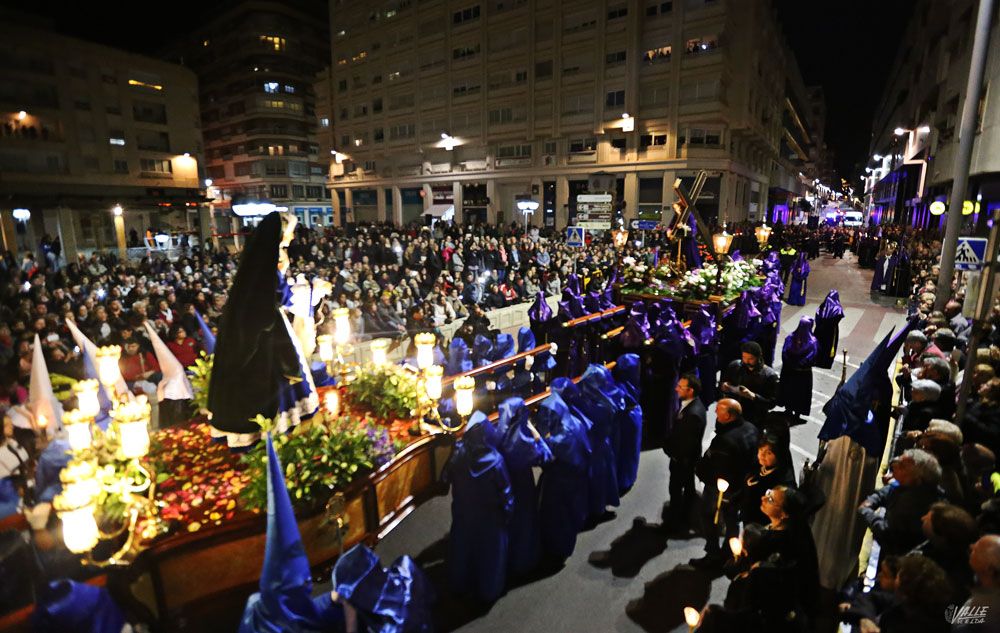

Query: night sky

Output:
[8, 0, 913, 186]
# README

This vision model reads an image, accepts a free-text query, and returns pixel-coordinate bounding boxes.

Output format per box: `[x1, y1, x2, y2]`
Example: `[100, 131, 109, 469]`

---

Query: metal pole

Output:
[936, 0, 995, 311]
[955, 207, 1000, 423]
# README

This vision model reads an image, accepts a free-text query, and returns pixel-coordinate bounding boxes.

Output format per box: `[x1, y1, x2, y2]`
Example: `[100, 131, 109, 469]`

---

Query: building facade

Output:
[0, 12, 204, 260]
[168, 0, 333, 231]
[863, 0, 1000, 232]
[322, 0, 824, 229]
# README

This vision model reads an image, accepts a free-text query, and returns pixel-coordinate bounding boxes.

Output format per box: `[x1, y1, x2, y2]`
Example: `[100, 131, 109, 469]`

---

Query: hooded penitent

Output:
[497, 397, 553, 575]
[238, 433, 345, 632]
[443, 410, 514, 602]
[778, 316, 818, 417]
[813, 290, 844, 369]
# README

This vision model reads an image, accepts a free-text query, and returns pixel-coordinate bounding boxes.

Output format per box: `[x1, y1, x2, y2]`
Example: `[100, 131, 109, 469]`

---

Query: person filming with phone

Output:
[720, 341, 779, 428]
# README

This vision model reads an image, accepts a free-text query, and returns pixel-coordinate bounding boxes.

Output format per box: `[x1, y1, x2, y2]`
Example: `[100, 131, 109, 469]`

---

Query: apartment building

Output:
[863, 0, 1000, 230]
[168, 1, 333, 230]
[0, 11, 204, 259]
[322, 0, 824, 229]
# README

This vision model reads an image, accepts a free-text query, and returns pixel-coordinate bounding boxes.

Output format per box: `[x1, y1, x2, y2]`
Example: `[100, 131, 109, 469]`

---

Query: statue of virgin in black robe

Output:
[208, 213, 307, 447]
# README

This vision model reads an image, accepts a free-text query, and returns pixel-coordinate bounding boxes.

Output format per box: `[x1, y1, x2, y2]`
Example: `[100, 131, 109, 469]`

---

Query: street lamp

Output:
[754, 223, 771, 249]
[712, 229, 734, 295]
[112, 204, 123, 217]
[440, 132, 457, 151]
[516, 199, 539, 235]
[894, 127, 907, 136]
[12, 208, 30, 223]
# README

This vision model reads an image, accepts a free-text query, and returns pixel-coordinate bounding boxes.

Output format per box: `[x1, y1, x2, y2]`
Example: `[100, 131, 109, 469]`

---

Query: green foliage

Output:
[345, 365, 427, 421]
[188, 352, 213, 412]
[239, 416, 396, 511]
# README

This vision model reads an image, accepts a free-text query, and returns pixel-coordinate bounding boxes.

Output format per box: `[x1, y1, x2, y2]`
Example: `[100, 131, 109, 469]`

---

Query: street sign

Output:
[631, 220, 660, 230]
[955, 237, 988, 271]
[576, 193, 613, 229]
[566, 226, 585, 247]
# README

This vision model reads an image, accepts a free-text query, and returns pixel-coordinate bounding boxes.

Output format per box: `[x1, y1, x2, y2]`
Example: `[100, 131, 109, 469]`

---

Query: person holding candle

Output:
[690, 398, 759, 572]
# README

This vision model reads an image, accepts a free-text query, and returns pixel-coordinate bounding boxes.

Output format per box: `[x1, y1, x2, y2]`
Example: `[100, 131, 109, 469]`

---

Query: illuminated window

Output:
[202, 39, 210, 47]
[320, 117, 330, 127]
[352, 50, 368, 62]
[337, 57, 348, 66]
[260, 35, 286, 51]
[128, 79, 163, 91]
[264, 81, 279, 93]
[109, 137, 126, 146]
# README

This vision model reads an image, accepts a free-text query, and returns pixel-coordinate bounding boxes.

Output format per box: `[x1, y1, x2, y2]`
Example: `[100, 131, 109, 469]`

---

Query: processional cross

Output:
[669, 170, 717, 268]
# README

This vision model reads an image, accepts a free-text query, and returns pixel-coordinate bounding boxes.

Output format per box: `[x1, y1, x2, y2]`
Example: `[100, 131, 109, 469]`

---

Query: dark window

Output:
[640, 134, 667, 148]
[293, 185, 305, 198]
[605, 51, 627, 65]
[607, 5, 627, 19]
[535, 60, 553, 79]
[610, 137, 626, 149]
[113, 159, 129, 174]
[338, 79, 348, 92]
[271, 184, 288, 198]
[373, 98, 383, 113]
[605, 90, 625, 107]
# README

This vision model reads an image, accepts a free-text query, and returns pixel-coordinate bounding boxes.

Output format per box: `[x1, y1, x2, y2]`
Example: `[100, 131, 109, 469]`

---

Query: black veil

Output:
[208, 213, 301, 435]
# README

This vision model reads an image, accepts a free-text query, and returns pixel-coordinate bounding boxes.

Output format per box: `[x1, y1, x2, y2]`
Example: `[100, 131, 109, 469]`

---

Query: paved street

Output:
[368, 251, 907, 633]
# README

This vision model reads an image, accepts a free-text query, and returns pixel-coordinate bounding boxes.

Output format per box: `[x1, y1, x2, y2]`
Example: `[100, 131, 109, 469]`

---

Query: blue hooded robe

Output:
[443, 411, 514, 602]
[552, 375, 620, 517]
[497, 397, 554, 576]
[534, 394, 592, 561]
[612, 354, 643, 493]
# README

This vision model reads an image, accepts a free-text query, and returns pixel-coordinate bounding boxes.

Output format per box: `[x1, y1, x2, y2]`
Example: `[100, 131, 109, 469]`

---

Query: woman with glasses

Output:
[698, 485, 821, 633]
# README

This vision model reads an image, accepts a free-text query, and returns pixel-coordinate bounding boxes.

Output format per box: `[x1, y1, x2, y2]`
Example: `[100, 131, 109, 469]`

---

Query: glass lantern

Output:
[60, 459, 101, 509]
[64, 409, 94, 452]
[54, 493, 99, 554]
[95, 345, 122, 390]
[370, 338, 390, 367]
[414, 333, 436, 371]
[316, 334, 335, 363]
[424, 365, 443, 401]
[74, 379, 101, 419]
[114, 396, 151, 460]
[454, 376, 475, 418]
[332, 308, 351, 346]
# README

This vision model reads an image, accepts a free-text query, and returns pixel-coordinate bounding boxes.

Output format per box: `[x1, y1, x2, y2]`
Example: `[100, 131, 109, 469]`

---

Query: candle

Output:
[454, 376, 475, 418]
[414, 333, 436, 371]
[370, 338, 390, 366]
[424, 365, 443, 401]
[728, 536, 743, 558]
[317, 334, 335, 363]
[714, 478, 729, 525]
[53, 493, 99, 554]
[683, 606, 701, 631]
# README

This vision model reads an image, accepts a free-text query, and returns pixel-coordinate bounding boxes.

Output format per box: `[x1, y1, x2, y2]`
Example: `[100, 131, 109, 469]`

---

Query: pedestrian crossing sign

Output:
[955, 236, 988, 271]
[566, 226, 585, 247]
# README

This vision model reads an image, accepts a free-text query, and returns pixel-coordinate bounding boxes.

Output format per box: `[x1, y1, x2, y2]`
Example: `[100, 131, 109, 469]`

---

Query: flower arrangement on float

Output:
[620, 258, 764, 301]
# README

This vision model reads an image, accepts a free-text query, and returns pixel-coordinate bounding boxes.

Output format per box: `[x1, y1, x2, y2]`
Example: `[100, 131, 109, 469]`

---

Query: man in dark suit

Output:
[690, 398, 760, 571]
[721, 341, 779, 427]
[663, 373, 707, 528]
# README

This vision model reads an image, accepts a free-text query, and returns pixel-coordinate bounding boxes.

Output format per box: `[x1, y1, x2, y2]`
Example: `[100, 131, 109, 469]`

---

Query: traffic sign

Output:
[566, 226, 585, 247]
[955, 237, 988, 271]
[576, 193, 613, 229]
[631, 220, 660, 230]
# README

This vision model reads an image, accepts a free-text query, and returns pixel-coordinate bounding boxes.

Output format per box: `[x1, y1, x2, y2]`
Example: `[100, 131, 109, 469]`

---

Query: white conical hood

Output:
[143, 322, 194, 401]
[65, 317, 131, 399]
[29, 334, 64, 438]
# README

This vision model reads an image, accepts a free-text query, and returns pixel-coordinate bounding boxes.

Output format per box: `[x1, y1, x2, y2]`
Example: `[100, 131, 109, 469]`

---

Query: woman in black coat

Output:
[739, 431, 797, 527]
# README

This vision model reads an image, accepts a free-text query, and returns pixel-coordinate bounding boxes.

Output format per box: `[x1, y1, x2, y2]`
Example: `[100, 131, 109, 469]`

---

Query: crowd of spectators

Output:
[0, 219, 650, 416]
